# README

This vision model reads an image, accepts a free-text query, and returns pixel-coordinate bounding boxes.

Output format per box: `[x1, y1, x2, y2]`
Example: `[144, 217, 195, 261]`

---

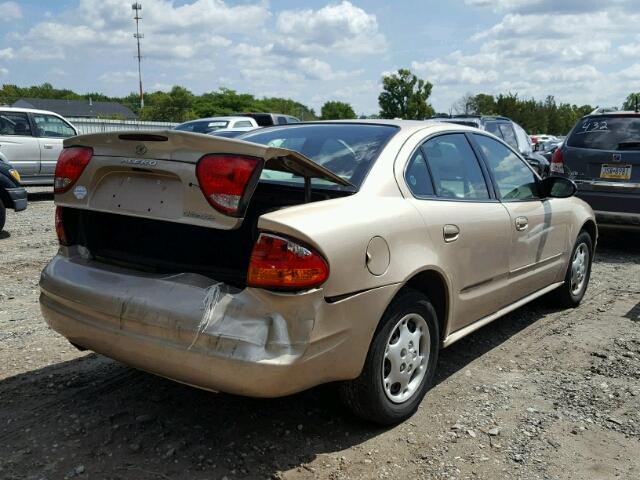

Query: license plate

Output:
[600, 164, 632, 180]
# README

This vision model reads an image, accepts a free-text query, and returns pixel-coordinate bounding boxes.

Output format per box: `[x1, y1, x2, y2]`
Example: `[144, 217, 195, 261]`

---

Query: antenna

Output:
[132, 3, 144, 110]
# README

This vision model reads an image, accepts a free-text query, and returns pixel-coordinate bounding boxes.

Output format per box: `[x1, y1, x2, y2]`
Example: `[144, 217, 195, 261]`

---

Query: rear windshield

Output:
[567, 115, 640, 150]
[240, 124, 399, 188]
[175, 120, 228, 133]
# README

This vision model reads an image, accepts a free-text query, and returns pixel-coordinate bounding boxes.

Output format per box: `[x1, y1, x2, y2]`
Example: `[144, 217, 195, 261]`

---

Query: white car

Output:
[174, 116, 259, 134]
[0, 107, 78, 185]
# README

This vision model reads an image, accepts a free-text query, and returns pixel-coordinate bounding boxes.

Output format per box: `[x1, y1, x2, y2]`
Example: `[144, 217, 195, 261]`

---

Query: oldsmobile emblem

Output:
[612, 153, 622, 162]
[135, 144, 148, 156]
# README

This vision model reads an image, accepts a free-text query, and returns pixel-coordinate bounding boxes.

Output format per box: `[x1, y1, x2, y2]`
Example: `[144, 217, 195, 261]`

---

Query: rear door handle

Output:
[443, 224, 460, 243]
[43, 144, 54, 149]
[515, 216, 528, 231]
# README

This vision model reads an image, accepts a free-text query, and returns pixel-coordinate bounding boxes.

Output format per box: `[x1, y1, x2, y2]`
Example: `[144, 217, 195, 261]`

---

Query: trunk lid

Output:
[57, 130, 352, 230]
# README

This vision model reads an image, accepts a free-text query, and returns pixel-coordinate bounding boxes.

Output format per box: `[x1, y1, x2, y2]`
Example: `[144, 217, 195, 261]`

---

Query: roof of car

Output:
[0, 106, 70, 117]
[180, 116, 256, 123]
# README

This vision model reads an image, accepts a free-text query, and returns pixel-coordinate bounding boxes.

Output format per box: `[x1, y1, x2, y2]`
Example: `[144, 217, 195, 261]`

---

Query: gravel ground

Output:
[0, 190, 639, 480]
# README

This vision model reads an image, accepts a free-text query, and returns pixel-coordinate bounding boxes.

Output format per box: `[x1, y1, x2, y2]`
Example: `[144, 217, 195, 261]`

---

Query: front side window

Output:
[485, 122, 502, 138]
[0, 111, 32, 136]
[498, 124, 519, 150]
[422, 134, 489, 200]
[277, 116, 288, 125]
[33, 114, 76, 138]
[474, 134, 539, 201]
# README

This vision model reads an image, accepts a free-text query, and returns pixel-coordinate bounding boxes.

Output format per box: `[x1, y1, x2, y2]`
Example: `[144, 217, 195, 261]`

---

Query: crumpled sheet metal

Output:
[40, 254, 319, 364]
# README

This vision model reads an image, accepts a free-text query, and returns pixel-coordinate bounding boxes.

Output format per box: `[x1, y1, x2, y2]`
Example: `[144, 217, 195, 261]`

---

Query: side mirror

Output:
[540, 176, 576, 198]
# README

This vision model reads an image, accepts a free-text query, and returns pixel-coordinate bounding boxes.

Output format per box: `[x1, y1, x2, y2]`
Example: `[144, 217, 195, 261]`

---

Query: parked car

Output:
[40, 120, 596, 424]
[174, 116, 259, 134]
[551, 111, 640, 228]
[0, 162, 27, 231]
[531, 134, 559, 146]
[209, 127, 259, 138]
[0, 107, 78, 185]
[234, 112, 300, 126]
[431, 115, 550, 176]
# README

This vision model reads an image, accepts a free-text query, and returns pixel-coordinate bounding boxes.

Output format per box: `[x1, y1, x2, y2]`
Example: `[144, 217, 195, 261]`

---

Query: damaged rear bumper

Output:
[39, 248, 398, 397]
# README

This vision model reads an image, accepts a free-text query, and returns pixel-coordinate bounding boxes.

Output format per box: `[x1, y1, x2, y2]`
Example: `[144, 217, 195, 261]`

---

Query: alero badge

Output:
[135, 144, 148, 156]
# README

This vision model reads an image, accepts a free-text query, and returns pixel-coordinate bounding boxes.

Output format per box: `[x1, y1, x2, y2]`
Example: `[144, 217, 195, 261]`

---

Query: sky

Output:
[1, 0, 639, 115]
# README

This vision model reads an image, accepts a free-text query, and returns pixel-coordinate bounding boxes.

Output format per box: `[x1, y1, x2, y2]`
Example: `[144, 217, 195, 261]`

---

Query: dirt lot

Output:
[1, 191, 639, 480]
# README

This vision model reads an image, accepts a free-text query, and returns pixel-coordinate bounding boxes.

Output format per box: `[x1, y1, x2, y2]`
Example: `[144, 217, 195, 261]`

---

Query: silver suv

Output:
[0, 107, 77, 185]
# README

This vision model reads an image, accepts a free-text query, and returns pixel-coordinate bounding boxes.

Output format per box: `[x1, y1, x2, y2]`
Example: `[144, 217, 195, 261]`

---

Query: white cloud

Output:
[0, 1, 21, 21]
[620, 43, 640, 57]
[99, 71, 139, 83]
[617, 63, 640, 80]
[0, 47, 13, 60]
[465, 0, 632, 14]
[275, 1, 387, 56]
[0, 67, 8, 75]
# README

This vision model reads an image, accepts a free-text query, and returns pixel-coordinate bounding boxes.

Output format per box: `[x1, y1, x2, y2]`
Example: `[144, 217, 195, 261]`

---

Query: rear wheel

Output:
[0, 202, 6, 232]
[554, 230, 593, 307]
[340, 290, 439, 425]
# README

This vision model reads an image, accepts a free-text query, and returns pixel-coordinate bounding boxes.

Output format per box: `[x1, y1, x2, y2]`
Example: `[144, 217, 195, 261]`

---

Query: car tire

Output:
[0, 201, 5, 232]
[553, 230, 593, 308]
[339, 289, 439, 425]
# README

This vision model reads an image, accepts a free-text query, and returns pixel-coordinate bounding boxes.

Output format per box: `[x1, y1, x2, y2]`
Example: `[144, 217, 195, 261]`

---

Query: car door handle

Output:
[43, 144, 54, 149]
[443, 224, 460, 243]
[515, 216, 528, 231]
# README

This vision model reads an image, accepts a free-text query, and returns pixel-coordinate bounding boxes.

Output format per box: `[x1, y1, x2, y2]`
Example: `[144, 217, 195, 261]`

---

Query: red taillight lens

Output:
[550, 148, 564, 174]
[54, 146, 93, 194]
[247, 234, 329, 291]
[196, 154, 263, 217]
[55, 206, 68, 245]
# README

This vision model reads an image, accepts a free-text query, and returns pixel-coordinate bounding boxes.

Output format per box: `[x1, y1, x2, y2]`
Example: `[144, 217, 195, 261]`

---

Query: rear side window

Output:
[422, 134, 489, 200]
[485, 122, 501, 138]
[567, 115, 640, 150]
[241, 124, 398, 188]
[175, 120, 228, 133]
[474, 134, 539, 201]
[0, 111, 32, 136]
[277, 116, 288, 125]
[405, 148, 434, 196]
[234, 121, 253, 128]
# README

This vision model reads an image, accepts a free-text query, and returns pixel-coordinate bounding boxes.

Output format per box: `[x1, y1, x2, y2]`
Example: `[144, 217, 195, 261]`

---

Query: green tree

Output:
[140, 86, 195, 122]
[320, 101, 356, 120]
[622, 93, 640, 111]
[378, 68, 435, 119]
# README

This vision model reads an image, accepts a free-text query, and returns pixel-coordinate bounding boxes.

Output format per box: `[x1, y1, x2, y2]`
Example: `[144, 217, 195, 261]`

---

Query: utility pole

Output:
[132, 3, 144, 109]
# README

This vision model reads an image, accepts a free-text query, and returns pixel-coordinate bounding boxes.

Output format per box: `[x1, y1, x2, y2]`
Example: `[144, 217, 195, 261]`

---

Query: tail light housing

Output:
[550, 148, 564, 174]
[247, 233, 329, 291]
[196, 154, 263, 217]
[55, 206, 68, 245]
[54, 146, 93, 194]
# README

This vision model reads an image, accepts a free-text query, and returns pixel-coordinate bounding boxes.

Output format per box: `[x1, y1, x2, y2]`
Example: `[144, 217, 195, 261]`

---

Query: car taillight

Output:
[54, 146, 93, 194]
[196, 154, 263, 217]
[55, 206, 68, 245]
[247, 233, 329, 291]
[550, 148, 564, 174]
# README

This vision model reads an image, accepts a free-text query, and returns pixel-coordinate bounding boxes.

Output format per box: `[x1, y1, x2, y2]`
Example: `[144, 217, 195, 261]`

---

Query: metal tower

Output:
[132, 3, 144, 109]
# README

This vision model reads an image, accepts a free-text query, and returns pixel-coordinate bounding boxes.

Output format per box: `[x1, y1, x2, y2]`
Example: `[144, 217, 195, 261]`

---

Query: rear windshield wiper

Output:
[618, 141, 640, 150]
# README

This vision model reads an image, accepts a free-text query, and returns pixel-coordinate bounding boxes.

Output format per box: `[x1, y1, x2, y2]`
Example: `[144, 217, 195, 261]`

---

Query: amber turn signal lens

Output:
[247, 233, 329, 291]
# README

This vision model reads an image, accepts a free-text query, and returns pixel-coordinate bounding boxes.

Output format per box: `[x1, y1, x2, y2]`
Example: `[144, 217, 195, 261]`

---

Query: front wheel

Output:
[339, 290, 439, 425]
[554, 230, 593, 307]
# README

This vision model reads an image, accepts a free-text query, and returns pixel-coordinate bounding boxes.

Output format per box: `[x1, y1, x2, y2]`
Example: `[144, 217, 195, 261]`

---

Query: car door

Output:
[32, 113, 77, 176]
[0, 110, 40, 177]
[472, 133, 568, 298]
[403, 133, 512, 334]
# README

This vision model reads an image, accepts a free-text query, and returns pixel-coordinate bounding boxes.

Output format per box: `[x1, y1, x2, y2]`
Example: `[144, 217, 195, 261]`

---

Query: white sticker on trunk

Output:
[73, 185, 88, 199]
